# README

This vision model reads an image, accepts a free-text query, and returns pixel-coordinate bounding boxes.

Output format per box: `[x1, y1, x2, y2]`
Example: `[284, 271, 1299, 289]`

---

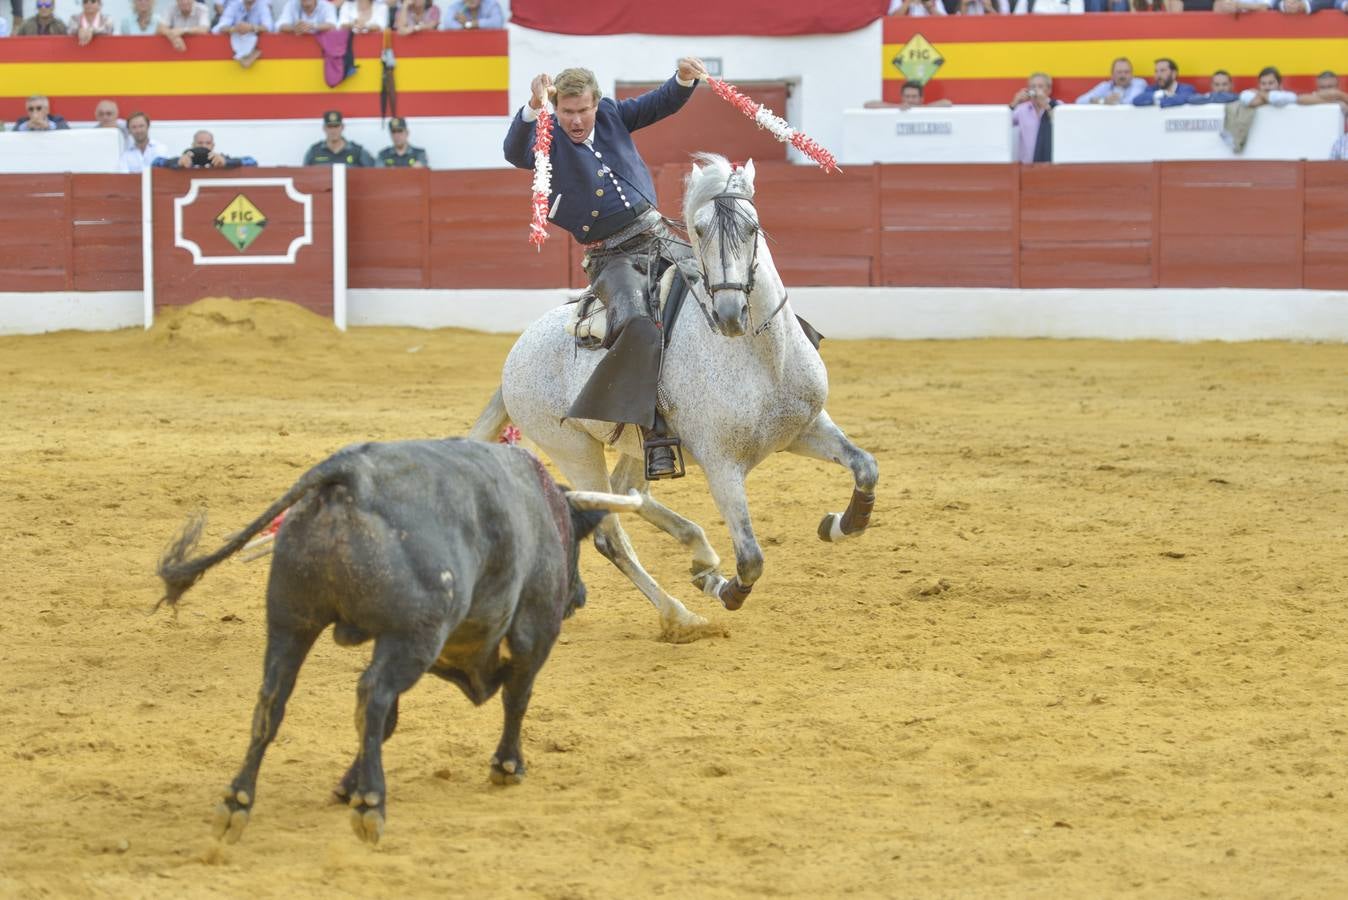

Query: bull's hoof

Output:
[348, 791, 385, 844]
[212, 787, 251, 844]
[489, 755, 526, 786]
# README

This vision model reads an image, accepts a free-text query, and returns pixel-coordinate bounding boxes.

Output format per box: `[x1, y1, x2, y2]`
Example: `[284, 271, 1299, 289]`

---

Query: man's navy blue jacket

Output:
[503, 76, 696, 243]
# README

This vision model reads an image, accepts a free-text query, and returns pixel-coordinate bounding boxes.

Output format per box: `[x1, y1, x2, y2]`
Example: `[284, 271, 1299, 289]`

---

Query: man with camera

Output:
[163, 130, 246, 169]
[1010, 73, 1060, 163]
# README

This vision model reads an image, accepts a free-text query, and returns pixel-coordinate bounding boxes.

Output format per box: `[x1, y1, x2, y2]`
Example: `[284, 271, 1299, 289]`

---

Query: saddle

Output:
[566, 265, 689, 351]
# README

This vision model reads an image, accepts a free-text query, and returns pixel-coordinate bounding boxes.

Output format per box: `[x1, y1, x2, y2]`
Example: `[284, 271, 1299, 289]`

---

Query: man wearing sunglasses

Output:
[16, 0, 69, 34]
[15, 95, 71, 131]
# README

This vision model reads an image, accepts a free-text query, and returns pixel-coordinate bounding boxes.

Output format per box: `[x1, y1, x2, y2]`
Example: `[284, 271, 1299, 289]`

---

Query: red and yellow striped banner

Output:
[883, 15, 1348, 105]
[0, 31, 507, 121]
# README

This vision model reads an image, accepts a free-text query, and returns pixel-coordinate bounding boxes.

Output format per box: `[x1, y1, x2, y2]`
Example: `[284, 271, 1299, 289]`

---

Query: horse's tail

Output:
[468, 386, 511, 443]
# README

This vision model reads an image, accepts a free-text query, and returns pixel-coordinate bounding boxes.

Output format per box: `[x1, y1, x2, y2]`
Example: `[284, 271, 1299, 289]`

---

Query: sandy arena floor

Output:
[2, 298, 1346, 898]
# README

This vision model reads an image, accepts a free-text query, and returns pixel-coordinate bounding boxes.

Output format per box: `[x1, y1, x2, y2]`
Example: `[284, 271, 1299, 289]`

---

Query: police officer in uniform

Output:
[503, 58, 708, 479]
[377, 117, 429, 167]
[303, 110, 375, 166]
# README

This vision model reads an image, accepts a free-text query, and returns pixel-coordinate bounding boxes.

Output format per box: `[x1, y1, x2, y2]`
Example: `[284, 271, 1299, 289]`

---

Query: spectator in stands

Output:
[121, 111, 168, 172]
[1212, 0, 1269, 11]
[395, 0, 437, 32]
[163, 130, 247, 168]
[441, 0, 501, 28]
[1083, 0, 1130, 9]
[93, 98, 130, 146]
[16, 95, 70, 130]
[1299, 71, 1348, 114]
[1132, 58, 1196, 107]
[377, 116, 429, 166]
[339, 0, 386, 29]
[121, 0, 158, 33]
[213, 0, 272, 68]
[861, 81, 954, 110]
[888, 0, 948, 15]
[303, 109, 375, 165]
[1189, 70, 1238, 105]
[960, 0, 1007, 12]
[70, 0, 114, 45]
[160, 0, 210, 51]
[1329, 128, 1348, 160]
[1239, 66, 1297, 108]
[16, 0, 67, 34]
[1013, 0, 1084, 12]
[277, 0, 337, 32]
[0, 15, 9, 36]
[1010, 72, 1059, 163]
[1076, 58, 1146, 105]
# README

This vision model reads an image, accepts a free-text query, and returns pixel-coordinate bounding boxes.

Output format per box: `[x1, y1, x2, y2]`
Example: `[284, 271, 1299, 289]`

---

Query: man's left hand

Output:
[677, 57, 708, 83]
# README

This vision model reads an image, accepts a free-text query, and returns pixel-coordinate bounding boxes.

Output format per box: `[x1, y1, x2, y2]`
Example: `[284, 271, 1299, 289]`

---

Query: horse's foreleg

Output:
[610, 456, 722, 584]
[701, 464, 763, 611]
[591, 515, 719, 642]
[785, 410, 879, 543]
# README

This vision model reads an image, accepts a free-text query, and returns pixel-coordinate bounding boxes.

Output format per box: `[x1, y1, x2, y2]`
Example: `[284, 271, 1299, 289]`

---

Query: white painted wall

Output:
[8, 287, 1347, 341]
[506, 22, 882, 168]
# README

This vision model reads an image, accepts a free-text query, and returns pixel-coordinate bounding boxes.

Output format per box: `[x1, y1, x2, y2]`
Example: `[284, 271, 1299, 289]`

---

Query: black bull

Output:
[157, 438, 627, 845]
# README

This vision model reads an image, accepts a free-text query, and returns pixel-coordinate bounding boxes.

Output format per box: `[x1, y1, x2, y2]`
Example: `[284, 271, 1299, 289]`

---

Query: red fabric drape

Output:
[509, 1, 892, 37]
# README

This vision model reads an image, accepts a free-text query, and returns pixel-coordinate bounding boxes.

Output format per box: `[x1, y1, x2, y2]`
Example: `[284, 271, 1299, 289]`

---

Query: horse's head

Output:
[684, 154, 760, 338]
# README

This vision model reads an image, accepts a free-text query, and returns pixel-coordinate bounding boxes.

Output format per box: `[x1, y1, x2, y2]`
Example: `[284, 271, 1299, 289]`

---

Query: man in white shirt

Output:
[1076, 58, 1147, 106]
[120, 112, 168, 173]
[276, 0, 337, 32]
[1240, 66, 1297, 108]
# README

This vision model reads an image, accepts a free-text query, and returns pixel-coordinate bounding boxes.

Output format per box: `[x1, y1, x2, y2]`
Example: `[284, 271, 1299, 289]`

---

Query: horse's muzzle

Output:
[711, 291, 748, 337]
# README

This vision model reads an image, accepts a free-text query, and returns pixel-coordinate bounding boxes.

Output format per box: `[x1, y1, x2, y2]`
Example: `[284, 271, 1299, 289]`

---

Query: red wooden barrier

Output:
[8, 164, 1348, 296]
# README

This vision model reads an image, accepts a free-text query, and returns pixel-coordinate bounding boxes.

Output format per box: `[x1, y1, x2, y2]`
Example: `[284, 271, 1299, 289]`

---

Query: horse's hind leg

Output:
[785, 409, 879, 543]
[610, 455, 722, 585]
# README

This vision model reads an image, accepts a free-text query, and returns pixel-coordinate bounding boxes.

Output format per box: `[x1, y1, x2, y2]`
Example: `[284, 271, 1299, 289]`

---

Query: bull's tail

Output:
[467, 386, 510, 443]
[156, 455, 354, 611]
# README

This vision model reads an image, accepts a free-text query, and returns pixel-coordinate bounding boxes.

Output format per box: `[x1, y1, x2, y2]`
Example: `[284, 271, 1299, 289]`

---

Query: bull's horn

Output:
[565, 490, 643, 513]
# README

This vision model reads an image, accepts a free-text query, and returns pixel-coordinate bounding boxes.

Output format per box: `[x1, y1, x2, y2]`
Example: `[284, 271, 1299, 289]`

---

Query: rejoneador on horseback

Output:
[503, 56, 711, 480]
[473, 147, 878, 641]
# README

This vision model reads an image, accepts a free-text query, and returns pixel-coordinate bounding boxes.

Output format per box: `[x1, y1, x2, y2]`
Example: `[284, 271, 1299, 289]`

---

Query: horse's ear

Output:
[691, 162, 703, 182]
[743, 158, 756, 188]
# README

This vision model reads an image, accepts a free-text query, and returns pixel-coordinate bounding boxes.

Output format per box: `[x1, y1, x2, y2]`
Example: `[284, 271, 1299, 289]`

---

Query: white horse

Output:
[470, 154, 878, 641]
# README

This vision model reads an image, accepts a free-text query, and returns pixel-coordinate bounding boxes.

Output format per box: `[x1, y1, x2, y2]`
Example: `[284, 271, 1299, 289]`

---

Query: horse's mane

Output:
[683, 153, 759, 249]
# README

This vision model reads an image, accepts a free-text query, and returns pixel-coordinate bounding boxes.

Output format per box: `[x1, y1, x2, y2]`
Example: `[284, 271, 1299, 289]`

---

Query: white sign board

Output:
[1054, 103, 1345, 163]
[0, 128, 124, 174]
[841, 107, 1014, 164]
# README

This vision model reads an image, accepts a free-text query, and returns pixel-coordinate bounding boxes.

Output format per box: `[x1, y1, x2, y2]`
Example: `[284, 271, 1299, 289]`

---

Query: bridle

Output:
[687, 187, 790, 337]
[699, 190, 759, 299]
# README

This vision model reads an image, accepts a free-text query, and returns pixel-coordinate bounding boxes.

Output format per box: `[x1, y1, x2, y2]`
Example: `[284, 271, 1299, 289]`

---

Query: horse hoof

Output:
[818, 513, 846, 542]
[718, 578, 752, 611]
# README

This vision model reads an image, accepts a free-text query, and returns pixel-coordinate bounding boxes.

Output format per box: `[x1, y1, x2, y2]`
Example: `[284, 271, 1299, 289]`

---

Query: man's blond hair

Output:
[553, 67, 602, 103]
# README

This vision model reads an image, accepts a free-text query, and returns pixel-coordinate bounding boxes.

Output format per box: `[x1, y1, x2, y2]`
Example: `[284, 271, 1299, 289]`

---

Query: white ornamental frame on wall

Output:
[172, 176, 313, 266]
[143, 166, 348, 330]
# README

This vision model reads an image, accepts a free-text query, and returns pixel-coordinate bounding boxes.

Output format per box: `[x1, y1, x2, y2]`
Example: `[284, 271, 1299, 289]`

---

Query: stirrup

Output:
[644, 435, 685, 481]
